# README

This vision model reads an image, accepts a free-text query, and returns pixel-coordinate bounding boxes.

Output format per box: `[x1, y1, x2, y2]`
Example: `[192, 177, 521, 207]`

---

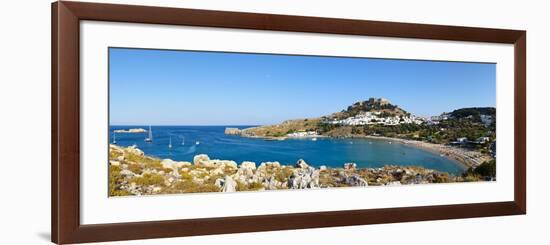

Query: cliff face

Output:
[108, 144, 479, 197]
[224, 127, 242, 135]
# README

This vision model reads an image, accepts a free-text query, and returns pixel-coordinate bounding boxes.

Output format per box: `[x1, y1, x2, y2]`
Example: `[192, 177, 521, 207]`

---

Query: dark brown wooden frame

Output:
[52, 1, 526, 244]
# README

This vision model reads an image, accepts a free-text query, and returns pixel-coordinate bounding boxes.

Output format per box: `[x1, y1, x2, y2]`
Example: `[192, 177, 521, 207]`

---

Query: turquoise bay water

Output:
[110, 126, 466, 175]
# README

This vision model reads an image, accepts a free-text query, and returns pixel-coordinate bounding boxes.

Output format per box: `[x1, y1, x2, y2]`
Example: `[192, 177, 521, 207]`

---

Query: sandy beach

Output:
[361, 135, 493, 168]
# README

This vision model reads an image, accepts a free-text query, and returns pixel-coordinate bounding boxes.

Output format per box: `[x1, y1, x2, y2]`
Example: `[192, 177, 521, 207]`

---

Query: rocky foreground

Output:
[109, 144, 482, 196]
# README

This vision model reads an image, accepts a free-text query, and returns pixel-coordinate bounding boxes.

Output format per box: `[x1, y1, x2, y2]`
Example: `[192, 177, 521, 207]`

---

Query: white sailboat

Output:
[144, 125, 153, 142]
[195, 141, 200, 145]
[181, 136, 185, 145]
[168, 136, 172, 149]
[112, 132, 117, 144]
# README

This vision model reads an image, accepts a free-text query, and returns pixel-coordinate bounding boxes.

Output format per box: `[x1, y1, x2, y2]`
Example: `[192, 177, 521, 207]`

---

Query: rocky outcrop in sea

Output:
[113, 128, 147, 133]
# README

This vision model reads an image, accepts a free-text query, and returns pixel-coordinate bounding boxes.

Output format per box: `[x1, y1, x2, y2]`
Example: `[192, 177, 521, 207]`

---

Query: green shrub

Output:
[273, 132, 285, 137]
[474, 160, 496, 178]
[433, 173, 450, 183]
[462, 170, 482, 182]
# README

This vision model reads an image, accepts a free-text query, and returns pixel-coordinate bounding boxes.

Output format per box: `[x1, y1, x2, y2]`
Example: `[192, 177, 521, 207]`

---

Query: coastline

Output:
[230, 126, 491, 169]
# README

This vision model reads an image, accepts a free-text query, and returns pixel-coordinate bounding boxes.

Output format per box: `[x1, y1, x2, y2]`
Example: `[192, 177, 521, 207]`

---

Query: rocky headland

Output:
[108, 144, 488, 197]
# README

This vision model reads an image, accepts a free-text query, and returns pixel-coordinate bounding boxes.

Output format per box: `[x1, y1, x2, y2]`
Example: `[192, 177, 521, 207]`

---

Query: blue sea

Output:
[110, 126, 466, 175]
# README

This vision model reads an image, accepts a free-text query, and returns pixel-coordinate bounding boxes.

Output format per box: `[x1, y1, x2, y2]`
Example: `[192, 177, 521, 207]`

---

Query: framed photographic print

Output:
[52, 1, 526, 244]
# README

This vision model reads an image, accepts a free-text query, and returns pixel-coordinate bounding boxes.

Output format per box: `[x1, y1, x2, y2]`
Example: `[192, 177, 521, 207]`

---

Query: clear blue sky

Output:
[109, 48, 495, 125]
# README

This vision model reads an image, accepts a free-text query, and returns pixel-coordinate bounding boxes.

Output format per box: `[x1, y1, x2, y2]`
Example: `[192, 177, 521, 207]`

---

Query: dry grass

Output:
[274, 167, 294, 183]
[108, 165, 131, 196]
[245, 118, 321, 137]
[170, 180, 220, 193]
[126, 163, 143, 175]
[109, 150, 123, 159]
[131, 173, 165, 186]
[236, 181, 264, 191]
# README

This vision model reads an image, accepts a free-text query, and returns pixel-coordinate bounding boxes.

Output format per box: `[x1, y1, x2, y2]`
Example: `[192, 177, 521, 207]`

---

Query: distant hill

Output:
[328, 98, 409, 120]
[450, 107, 496, 119]
[236, 98, 415, 138]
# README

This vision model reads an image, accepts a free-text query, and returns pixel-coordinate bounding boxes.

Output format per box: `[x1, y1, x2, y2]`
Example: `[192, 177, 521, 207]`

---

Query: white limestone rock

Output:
[175, 161, 192, 168]
[295, 159, 309, 169]
[125, 145, 144, 156]
[161, 159, 177, 169]
[211, 168, 224, 176]
[221, 176, 237, 192]
[240, 161, 257, 170]
[259, 162, 281, 171]
[210, 160, 238, 169]
[343, 174, 368, 187]
[386, 181, 402, 186]
[193, 154, 210, 166]
[194, 154, 238, 169]
[288, 166, 319, 189]
[344, 162, 357, 170]
[119, 169, 135, 177]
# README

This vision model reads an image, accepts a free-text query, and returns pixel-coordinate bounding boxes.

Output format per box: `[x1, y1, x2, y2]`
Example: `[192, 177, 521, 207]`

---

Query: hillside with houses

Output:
[322, 98, 424, 126]
[225, 98, 495, 155]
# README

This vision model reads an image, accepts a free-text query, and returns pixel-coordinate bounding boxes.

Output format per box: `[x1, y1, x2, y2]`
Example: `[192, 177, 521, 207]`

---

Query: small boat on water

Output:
[311, 137, 317, 141]
[388, 141, 392, 144]
[144, 125, 153, 142]
[112, 132, 117, 144]
[181, 136, 185, 145]
[168, 136, 172, 149]
[195, 141, 200, 145]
